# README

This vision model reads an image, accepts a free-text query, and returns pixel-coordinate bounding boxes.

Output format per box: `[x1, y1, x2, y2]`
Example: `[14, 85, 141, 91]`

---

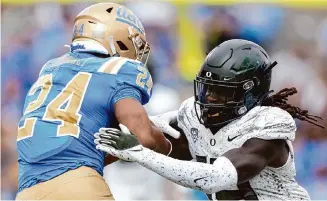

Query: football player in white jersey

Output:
[95, 39, 325, 200]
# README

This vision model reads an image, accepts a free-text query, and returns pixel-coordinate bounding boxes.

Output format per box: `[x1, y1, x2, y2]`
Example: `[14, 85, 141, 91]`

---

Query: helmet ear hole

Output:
[106, 7, 113, 13]
[117, 41, 129, 51]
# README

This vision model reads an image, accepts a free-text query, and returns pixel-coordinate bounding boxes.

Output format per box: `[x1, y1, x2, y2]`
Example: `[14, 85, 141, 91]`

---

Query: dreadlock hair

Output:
[261, 87, 325, 129]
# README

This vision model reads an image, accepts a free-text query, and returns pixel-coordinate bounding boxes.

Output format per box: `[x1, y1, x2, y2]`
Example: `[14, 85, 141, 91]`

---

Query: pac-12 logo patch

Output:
[190, 128, 199, 143]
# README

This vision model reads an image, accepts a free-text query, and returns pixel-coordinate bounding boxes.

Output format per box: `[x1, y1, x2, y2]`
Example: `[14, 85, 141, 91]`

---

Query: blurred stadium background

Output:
[1, 0, 327, 200]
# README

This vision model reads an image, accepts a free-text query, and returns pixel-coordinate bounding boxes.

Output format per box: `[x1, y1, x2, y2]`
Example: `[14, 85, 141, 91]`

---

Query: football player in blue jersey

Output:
[15, 3, 174, 200]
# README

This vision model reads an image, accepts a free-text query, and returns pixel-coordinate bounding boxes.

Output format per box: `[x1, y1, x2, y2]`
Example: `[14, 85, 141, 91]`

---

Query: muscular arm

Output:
[114, 98, 171, 155]
[166, 134, 192, 160]
[223, 138, 288, 183]
[165, 119, 192, 160]
[108, 138, 287, 194]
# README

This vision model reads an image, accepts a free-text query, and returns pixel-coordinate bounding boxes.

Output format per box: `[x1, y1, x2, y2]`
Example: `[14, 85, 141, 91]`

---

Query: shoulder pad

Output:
[250, 106, 296, 141]
[98, 57, 141, 74]
[100, 57, 152, 104]
[177, 97, 195, 129]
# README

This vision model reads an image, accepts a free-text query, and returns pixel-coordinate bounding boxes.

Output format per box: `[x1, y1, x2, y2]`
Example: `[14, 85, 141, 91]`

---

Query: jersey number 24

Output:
[17, 72, 92, 141]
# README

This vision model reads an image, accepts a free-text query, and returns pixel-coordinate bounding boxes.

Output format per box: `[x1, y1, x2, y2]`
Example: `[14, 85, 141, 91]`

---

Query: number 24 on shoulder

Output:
[136, 66, 152, 96]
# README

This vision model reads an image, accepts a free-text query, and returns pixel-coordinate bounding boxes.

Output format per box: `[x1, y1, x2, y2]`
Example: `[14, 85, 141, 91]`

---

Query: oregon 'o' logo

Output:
[210, 139, 216, 146]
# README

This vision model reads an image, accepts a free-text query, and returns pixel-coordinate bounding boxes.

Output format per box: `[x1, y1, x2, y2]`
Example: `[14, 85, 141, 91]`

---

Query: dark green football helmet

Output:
[194, 39, 277, 128]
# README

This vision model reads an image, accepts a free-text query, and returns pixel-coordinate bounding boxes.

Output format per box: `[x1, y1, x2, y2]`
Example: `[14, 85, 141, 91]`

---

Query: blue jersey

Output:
[16, 52, 153, 193]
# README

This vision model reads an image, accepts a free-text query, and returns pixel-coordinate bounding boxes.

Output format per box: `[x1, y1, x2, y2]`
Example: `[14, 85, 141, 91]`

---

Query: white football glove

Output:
[149, 110, 180, 139]
[94, 124, 143, 162]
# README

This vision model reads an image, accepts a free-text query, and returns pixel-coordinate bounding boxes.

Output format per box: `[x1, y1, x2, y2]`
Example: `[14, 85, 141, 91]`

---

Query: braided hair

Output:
[262, 87, 325, 129]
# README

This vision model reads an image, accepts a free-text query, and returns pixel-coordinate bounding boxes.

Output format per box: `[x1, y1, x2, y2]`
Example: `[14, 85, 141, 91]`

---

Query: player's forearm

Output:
[114, 98, 170, 155]
[125, 119, 170, 155]
[137, 124, 171, 155]
[149, 125, 172, 155]
[129, 147, 238, 194]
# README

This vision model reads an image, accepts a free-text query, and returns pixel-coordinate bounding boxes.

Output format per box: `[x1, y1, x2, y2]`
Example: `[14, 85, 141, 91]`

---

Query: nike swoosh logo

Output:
[194, 176, 209, 183]
[227, 135, 241, 142]
[223, 77, 232, 81]
[128, 145, 143, 151]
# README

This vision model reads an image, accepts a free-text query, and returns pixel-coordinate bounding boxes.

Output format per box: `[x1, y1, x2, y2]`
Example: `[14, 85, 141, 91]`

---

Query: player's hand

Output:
[149, 110, 180, 139]
[94, 124, 143, 162]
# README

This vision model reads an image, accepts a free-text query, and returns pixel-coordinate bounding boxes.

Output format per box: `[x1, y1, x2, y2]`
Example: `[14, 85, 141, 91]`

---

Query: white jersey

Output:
[177, 97, 310, 200]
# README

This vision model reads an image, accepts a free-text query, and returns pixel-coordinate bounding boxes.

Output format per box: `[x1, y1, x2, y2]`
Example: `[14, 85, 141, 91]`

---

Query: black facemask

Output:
[194, 75, 256, 128]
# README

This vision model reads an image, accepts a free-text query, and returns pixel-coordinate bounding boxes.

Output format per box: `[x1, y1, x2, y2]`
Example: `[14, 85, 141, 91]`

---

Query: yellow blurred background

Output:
[2, 0, 327, 200]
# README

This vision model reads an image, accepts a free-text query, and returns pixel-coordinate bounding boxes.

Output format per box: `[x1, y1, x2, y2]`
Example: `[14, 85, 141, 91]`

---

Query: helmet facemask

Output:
[194, 74, 257, 128]
[127, 27, 151, 65]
